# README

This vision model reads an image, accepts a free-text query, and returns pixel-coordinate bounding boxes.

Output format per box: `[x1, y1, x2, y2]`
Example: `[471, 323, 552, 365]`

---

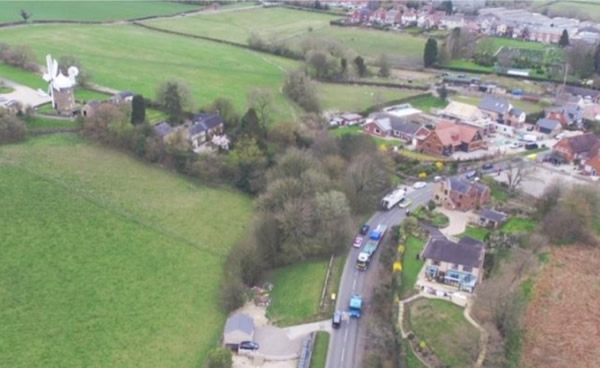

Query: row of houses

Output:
[347, 3, 600, 45]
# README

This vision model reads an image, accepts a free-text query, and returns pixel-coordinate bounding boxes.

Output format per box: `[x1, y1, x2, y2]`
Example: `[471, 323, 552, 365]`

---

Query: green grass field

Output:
[0, 134, 252, 368]
[404, 94, 448, 113]
[0, 24, 301, 121]
[400, 236, 425, 298]
[25, 115, 78, 130]
[310, 331, 330, 368]
[266, 259, 329, 326]
[290, 26, 426, 67]
[477, 36, 548, 54]
[317, 83, 420, 112]
[409, 299, 480, 368]
[539, 1, 600, 22]
[0, 0, 202, 23]
[144, 7, 338, 45]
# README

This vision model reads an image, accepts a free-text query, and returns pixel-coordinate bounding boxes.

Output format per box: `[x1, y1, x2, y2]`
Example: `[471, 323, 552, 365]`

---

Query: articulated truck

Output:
[356, 224, 387, 270]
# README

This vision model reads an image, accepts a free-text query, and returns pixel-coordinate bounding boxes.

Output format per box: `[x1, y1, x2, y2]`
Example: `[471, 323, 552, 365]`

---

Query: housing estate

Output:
[421, 236, 485, 293]
[434, 177, 490, 211]
[416, 120, 486, 156]
[551, 133, 600, 175]
[478, 96, 525, 128]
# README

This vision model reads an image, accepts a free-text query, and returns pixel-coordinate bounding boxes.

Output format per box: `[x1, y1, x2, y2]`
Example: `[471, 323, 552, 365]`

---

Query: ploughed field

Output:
[0, 134, 252, 368]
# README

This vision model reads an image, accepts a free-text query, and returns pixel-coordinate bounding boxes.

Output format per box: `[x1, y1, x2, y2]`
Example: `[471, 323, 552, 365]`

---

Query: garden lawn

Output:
[502, 217, 537, 234]
[317, 83, 420, 112]
[0, 0, 202, 23]
[147, 108, 168, 124]
[460, 226, 490, 241]
[409, 299, 480, 368]
[144, 7, 338, 45]
[477, 36, 548, 54]
[0, 24, 299, 120]
[404, 339, 427, 368]
[310, 332, 330, 368]
[400, 236, 425, 298]
[442, 59, 494, 72]
[25, 115, 78, 130]
[266, 259, 329, 326]
[404, 94, 448, 113]
[0, 134, 252, 368]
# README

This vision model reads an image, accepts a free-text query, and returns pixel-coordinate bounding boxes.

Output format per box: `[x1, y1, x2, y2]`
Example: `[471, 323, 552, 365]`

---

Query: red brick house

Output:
[434, 177, 491, 211]
[416, 120, 486, 156]
[551, 133, 600, 163]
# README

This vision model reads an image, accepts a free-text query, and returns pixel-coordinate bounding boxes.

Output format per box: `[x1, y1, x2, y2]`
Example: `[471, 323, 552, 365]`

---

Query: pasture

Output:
[536, 1, 600, 22]
[317, 83, 420, 112]
[0, 134, 252, 368]
[290, 26, 426, 67]
[0, 24, 301, 120]
[0, 0, 202, 23]
[144, 7, 338, 45]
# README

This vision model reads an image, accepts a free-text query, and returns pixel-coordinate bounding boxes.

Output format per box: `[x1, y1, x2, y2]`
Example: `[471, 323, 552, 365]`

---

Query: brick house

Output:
[421, 236, 485, 293]
[545, 105, 583, 127]
[416, 120, 486, 156]
[350, 8, 372, 23]
[552, 133, 600, 163]
[507, 107, 526, 128]
[478, 96, 512, 123]
[188, 112, 224, 151]
[434, 177, 491, 211]
[536, 118, 562, 137]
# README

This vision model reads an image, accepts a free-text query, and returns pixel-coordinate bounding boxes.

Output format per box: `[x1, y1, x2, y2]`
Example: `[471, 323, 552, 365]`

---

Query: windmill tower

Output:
[43, 55, 78, 115]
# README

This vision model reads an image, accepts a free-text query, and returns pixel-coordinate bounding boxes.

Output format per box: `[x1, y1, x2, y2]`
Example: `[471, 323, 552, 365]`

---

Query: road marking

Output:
[341, 348, 345, 364]
[344, 328, 349, 343]
[352, 278, 357, 290]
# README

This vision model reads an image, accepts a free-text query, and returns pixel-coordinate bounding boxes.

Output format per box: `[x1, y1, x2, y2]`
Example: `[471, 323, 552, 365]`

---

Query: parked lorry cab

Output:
[356, 224, 387, 270]
[380, 188, 405, 210]
[349, 294, 363, 318]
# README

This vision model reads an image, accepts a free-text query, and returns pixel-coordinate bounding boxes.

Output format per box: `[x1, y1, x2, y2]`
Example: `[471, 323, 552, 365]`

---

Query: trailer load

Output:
[356, 224, 387, 270]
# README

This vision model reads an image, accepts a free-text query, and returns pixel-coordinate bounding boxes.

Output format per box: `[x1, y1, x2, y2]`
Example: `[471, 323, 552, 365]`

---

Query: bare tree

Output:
[505, 162, 530, 192]
[247, 88, 273, 129]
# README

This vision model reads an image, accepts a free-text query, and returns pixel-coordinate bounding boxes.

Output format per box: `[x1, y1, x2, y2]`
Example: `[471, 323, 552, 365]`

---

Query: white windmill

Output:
[42, 54, 78, 115]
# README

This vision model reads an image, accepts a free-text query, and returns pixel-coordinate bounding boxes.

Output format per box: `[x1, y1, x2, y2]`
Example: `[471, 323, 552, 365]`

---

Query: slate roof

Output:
[153, 121, 173, 138]
[86, 100, 100, 107]
[390, 117, 422, 135]
[478, 96, 510, 114]
[189, 113, 224, 136]
[224, 313, 254, 335]
[564, 85, 600, 99]
[560, 133, 600, 154]
[116, 91, 134, 99]
[536, 118, 561, 131]
[509, 107, 524, 117]
[479, 208, 507, 223]
[447, 177, 488, 195]
[422, 236, 485, 268]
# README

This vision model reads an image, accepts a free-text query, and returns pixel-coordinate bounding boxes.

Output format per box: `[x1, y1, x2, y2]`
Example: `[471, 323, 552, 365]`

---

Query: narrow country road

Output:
[326, 184, 434, 368]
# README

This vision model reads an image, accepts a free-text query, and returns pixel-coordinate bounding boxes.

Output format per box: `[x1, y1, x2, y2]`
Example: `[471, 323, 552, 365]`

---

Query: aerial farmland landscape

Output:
[2, 1, 600, 368]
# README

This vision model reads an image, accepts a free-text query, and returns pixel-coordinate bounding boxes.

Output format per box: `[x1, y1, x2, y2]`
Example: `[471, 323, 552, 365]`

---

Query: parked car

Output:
[525, 143, 539, 150]
[353, 236, 363, 248]
[332, 311, 342, 329]
[398, 198, 412, 208]
[239, 341, 259, 351]
[360, 224, 370, 235]
[482, 163, 494, 170]
[413, 181, 426, 189]
[433, 175, 442, 182]
[509, 142, 523, 149]
[465, 171, 477, 179]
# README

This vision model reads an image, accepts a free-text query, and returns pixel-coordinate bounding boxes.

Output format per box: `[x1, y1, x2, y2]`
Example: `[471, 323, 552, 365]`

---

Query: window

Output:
[452, 263, 459, 270]
[459, 194, 463, 199]
[433, 260, 440, 266]
[375, 128, 381, 134]
[444, 190, 448, 195]
[463, 266, 473, 273]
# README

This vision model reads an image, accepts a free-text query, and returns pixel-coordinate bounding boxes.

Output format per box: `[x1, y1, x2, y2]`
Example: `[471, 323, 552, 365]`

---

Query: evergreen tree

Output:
[354, 56, 367, 78]
[131, 94, 146, 125]
[423, 38, 438, 67]
[559, 29, 570, 47]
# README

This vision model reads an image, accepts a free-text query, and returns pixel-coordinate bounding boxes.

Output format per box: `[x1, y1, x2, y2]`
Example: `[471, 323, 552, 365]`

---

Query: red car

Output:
[353, 236, 363, 248]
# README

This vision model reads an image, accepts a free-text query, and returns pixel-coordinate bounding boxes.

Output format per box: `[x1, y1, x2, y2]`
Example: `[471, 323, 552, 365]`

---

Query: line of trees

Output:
[0, 42, 39, 72]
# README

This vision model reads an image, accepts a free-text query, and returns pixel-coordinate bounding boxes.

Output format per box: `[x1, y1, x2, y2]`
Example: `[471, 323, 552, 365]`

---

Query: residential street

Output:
[325, 184, 434, 368]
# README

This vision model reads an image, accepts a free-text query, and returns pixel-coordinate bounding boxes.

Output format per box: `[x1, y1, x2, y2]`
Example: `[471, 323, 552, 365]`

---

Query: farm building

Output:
[223, 313, 255, 350]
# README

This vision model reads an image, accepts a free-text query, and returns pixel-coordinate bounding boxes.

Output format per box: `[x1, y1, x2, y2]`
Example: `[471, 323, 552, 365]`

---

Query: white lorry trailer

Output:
[380, 188, 406, 210]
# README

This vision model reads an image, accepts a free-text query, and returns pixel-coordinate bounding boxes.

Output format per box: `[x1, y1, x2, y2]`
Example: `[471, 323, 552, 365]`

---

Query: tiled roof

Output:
[422, 236, 485, 268]
[478, 96, 510, 114]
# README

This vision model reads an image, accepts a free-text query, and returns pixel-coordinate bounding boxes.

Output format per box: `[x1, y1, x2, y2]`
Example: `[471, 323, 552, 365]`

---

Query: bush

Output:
[221, 273, 246, 312]
[205, 347, 232, 368]
[0, 109, 27, 144]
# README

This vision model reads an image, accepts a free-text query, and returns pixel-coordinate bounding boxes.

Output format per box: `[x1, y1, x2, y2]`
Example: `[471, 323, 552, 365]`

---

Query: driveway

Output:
[435, 207, 475, 237]
[0, 78, 51, 108]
